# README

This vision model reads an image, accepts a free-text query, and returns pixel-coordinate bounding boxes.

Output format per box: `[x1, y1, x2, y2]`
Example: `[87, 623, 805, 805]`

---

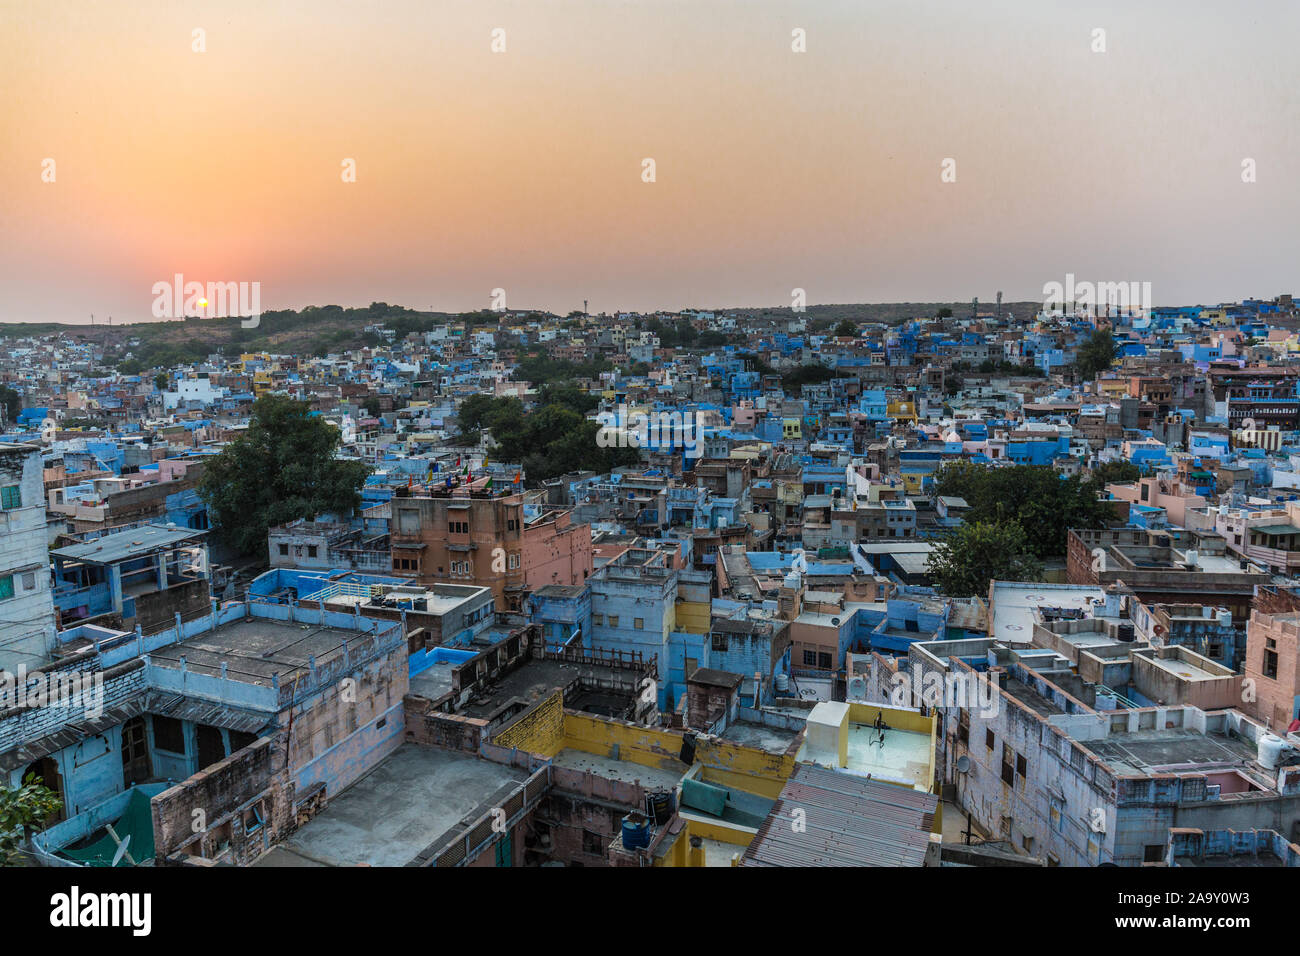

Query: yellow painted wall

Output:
[559, 712, 795, 798]
[494, 691, 564, 757]
[674, 600, 711, 635]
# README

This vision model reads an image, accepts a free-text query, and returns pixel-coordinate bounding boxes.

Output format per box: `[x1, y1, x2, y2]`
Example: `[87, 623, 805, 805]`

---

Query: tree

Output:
[932, 461, 1116, 559]
[1083, 460, 1140, 497]
[1075, 328, 1118, 380]
[153, 373, 168, 391]
[834, 320, 857, 338]
[781, 363, 837, 393]
[198, 395, 370, 555]
[0, 385, 19, 423]
[926, 520, 1043, 597]
[0, 773, 62, 866]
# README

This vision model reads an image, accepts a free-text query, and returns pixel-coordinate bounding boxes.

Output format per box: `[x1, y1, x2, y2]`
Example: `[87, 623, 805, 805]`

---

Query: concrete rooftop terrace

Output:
[844, 722, 932, 789]
[721, 719, 804, 753]
[148, 617, 379, 685]
[990, 581, 1106, 645]
[450, 657, 644, 719]
[550, 747, 685, 790]
[257, 745, 527, 867]
[1084, 728, 1261, 777]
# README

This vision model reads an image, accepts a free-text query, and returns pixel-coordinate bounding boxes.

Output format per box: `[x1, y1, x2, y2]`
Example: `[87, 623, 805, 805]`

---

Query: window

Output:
[449, 521, 469, 534]
[1049, 799, 1063, 833]
[957, 710, 970, 745]
[0, 575, 12, 602]
[985, 728, 995, 751]
[608, 615, 619, 628]
[582, 829, 604, 855]
[634, 618, 644, 630]
[817, 652, 832, 669]
[278, 543, 289, 555]
[0, 485, 20, 510]
[1265, 649, 1279, 680]
[1016, 753, 1027, 779]
[1144, 844, 1165, 863]
[307, 545, 318, 558]
[803, 650, 818, 667]
[152, 715, 185, 754]
[592, 613, 603, 626]
[508, 553, 520, 570]
[712, 633, 729, 652]
[1001, 746, 1016, 786]
[507, 517, 518, 532]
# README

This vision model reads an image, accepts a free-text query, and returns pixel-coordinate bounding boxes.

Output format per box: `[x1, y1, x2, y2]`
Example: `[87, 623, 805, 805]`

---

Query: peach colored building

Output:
[389, 490, 592, 613]
[1105, 476, 1206, 529]
[1245, 587, 1300, 733]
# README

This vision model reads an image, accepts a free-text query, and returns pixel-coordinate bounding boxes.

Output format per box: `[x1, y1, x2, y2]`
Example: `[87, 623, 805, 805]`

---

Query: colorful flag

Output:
[513, 472, 521, 484]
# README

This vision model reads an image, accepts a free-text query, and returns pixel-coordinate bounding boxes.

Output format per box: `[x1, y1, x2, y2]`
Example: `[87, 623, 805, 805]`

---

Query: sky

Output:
[2, 0, 1298, 323]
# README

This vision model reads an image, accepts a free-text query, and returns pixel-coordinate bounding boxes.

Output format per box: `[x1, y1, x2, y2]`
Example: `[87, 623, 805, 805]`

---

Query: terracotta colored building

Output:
[1245, 586, 1300, 732]
[390, 490, 592, 612]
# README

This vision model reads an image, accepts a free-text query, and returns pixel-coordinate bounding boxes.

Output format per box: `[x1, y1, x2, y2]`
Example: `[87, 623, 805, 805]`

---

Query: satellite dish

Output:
[956, 755, 971, 774]
[111, 834, 131, 867]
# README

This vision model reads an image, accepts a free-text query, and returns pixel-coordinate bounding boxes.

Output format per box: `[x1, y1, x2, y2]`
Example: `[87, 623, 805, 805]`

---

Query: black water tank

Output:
[1117, 624, 1135, 642]
[679, 731, 697, 765]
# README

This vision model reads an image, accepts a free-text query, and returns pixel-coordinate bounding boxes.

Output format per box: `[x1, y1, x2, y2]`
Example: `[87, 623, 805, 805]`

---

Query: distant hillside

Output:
[0, 299, 1044, 372]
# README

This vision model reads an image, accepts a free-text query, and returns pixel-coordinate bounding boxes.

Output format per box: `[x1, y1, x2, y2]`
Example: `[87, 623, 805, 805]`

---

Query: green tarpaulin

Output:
[58, 788, 155, 867]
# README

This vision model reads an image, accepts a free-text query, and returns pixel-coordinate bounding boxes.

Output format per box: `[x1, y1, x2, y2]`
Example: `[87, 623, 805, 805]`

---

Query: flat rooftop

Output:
[457, 657, 640, 719]
[991, 582, 1105, 645]
[844, 722, 932, 788]
[550, 747, 685, 790]
[259, 745, 527, 867]
[1004, 675, 1067, 717]
[148, 618, 377, 686]
[721, 719, 804, 753]
[1147, 655, 1223, 683]
[1084, 729, 1261, 777]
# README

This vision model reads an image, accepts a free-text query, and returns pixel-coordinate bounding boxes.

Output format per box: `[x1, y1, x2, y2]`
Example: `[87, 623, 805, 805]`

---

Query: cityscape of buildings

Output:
[1, 295, 1299, 874]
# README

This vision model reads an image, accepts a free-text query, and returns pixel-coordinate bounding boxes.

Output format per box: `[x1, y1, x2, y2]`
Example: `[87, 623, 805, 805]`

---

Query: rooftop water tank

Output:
[621, 814, 651, 850]
[1258, 733, 1285, 771]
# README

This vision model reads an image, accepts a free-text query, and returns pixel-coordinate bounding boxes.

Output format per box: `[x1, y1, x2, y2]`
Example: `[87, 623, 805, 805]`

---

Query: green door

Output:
[494, 832, 512, 867]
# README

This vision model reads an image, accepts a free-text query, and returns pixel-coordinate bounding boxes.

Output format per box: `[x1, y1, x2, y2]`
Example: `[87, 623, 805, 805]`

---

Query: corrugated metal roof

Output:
[51, 524, 206, 565]
[741, 763, 937, 867]
[141, 692, 276, 735]
[0, 700, 145, 772]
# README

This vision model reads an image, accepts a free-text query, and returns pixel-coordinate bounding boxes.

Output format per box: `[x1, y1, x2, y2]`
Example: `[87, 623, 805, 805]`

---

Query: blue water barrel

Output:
[621, 815, 651, 849]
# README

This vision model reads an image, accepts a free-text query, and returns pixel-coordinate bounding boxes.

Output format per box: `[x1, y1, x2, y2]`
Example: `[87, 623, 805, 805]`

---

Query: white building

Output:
[0, 443, 57, 671]
[163, 374, 227, 411]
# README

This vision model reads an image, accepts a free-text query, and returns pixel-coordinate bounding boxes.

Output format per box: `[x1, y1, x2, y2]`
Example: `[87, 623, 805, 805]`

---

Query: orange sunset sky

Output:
[2, 0, 1298, 323]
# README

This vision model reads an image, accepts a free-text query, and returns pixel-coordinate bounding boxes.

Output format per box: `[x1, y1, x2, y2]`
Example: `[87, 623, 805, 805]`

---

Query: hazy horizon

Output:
[4, 0, 1298, 324]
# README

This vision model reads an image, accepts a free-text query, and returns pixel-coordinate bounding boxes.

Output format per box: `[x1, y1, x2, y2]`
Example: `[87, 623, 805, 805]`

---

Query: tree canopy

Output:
[199, 395, 370, 555]
[1075, 328, 1118, 380]
[932, 461, 1115, 559]
[0, 773, 62, 866]
[457, 394, 640, 485]
[926, 520, 1043, 598]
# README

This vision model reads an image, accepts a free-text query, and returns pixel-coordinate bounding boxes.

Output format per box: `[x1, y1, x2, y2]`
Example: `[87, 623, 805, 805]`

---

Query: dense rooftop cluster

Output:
[5, 295, 1300, 869]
